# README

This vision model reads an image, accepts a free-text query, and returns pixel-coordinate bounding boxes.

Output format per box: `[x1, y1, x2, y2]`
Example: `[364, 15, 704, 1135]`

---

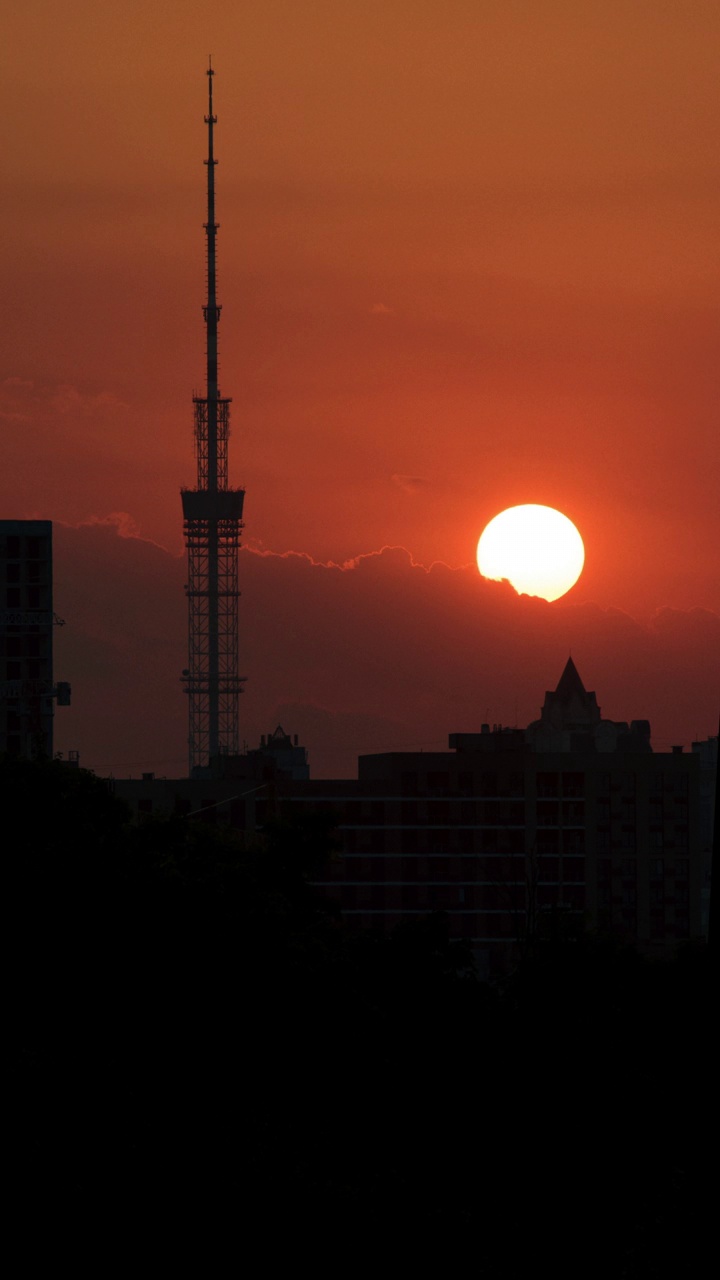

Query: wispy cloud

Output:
[3, 376, 34, 390]
[391, 473, 425, 494]
[50, 384, 129, 415]
[53, 526, 720, 779]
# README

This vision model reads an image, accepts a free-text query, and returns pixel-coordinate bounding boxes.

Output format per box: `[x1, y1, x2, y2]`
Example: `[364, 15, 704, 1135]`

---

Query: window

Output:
[402, 830, 418, 854]
[564, 801, 585, 823]
[537, 802, 559, 826]
[427, 771, 450, 792]
[675, 910, 690, 937]
[562, 772, 584, 797]
[537, 830, 559, 854]
[537, 772, 559, 798]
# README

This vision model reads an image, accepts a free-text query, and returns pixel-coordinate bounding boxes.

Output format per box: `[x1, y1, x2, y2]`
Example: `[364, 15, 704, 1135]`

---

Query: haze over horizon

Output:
[2, 2, 718, 774]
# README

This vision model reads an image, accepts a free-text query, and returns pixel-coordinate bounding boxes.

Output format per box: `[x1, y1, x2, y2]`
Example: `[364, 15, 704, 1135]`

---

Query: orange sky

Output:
[2, 2, 718, 771]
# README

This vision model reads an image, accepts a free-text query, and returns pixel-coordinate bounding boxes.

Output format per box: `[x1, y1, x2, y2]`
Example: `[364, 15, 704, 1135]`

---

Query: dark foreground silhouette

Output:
[6, 757, 712, 1273]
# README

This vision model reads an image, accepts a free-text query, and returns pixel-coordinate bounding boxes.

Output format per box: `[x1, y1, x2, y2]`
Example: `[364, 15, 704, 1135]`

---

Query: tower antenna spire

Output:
[181, 64, 246, 775]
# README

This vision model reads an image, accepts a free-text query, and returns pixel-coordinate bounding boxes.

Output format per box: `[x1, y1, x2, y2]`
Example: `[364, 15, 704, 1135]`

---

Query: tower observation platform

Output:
[181, 63, 245, 775]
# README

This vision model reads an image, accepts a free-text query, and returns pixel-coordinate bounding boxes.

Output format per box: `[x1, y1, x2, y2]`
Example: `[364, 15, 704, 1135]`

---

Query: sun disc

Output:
[477, 505, 584, 602]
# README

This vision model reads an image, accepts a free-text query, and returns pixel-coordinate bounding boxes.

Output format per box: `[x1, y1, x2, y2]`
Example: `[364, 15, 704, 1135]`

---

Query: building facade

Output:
[0, 520, 69, 758]
[114, 661, 713, 973]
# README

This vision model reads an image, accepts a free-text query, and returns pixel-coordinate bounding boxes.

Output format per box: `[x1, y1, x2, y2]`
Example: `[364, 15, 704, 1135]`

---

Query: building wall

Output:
[114, 733, 711, 973]
[0, 520, 55, 757]
[289, 744, 703, 973]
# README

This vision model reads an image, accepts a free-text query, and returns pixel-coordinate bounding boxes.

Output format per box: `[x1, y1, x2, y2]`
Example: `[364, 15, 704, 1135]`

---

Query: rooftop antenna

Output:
[181, 62, 246, 775]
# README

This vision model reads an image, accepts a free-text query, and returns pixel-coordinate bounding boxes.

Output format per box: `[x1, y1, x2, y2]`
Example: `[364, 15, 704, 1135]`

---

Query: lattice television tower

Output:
[181, 63, 245, 775]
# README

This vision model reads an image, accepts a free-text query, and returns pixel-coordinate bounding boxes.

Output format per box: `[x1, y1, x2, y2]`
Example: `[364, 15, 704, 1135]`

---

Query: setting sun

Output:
[477, 505, 585, 602]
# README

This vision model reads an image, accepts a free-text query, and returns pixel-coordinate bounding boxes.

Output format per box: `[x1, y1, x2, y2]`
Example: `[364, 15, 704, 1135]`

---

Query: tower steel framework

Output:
[182, 65, 245, 774]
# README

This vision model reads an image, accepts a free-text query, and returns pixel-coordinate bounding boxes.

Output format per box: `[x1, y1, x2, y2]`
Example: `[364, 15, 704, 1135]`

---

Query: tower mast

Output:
[182, 62, 245, 775]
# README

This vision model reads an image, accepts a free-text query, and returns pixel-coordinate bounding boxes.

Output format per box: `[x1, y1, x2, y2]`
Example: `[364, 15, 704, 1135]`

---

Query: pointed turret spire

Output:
[555, 656, 587, 701]
[537, 658, 601, 729]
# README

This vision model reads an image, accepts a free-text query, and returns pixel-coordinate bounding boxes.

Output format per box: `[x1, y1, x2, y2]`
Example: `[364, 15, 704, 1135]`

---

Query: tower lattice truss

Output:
[181, 66, 245, 774]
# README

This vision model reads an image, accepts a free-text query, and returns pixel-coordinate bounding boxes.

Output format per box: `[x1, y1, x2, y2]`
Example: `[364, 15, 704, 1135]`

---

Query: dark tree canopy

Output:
[6, 756, 712, 1274]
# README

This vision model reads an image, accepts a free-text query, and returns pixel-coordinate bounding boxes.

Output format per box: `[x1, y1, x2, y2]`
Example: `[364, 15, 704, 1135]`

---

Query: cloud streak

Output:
[52, 523, 719, 778]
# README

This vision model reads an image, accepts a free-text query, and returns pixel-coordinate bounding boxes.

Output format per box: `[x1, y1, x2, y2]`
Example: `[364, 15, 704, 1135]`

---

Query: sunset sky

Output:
[2, 1, 718, 775]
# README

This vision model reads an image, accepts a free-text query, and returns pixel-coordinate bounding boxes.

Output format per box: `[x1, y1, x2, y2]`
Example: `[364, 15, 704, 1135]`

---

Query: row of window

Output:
[5, 587, 49, 609]
[597, 857, 690, 880]
[536, 772, 584, 797]
[2, 535, 49, 559]
[1, 562, 48, 585]
[400, 771, 527, 796]
[338, 884, 586, 911]
[346, 829, 528, 854]
[595, 829, 689, 851]
[594, 773, 691, 796]
[1, 636, 48, 657]
[366, 768, 691, 801]
[595, 908, 691, 940]
[5, 660, 47, 680]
